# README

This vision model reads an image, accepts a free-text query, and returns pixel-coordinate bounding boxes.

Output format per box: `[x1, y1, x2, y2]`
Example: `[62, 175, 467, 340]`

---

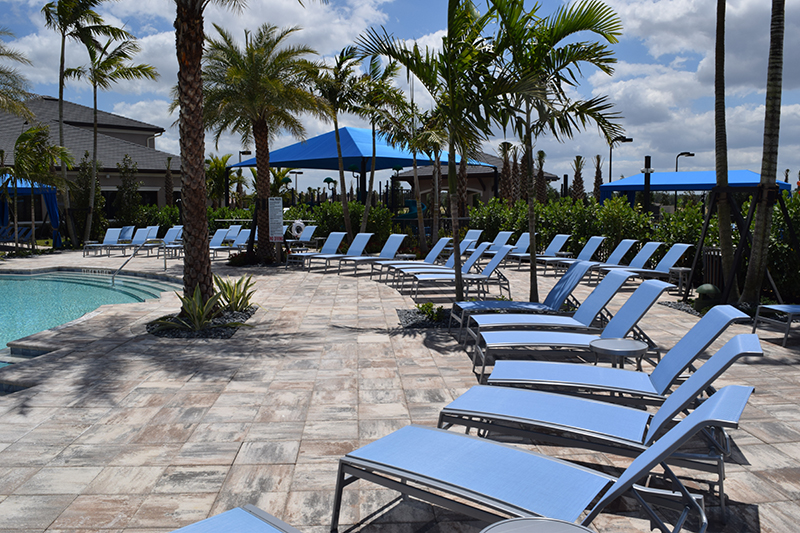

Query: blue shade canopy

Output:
[229, 126, 489, 171]
[1, 177, 61, 248]
[600, 170, 790, 203]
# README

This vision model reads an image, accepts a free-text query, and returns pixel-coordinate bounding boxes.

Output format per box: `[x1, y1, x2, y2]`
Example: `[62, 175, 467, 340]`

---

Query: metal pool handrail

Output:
[112, 241, 166, 286]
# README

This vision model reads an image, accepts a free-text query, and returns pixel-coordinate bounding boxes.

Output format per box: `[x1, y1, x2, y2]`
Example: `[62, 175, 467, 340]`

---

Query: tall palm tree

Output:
[498, 141, 514, 201]
[0, 27, 32, 117]
[202, 23, 325, 263]
[359, 0, 507, 300]
[42, 0, 126, 248]
[741, 0, 785, 305]
[66, 34, 159, 242]
[592, 154, 603, 200]
[352, 55, 404, 234]
[316, 46, 363, 242]
[11, 125, 73, 251]
[204, 153, 233, 209]
[493, 0, 623, 302]
[571, 155, 586, 201]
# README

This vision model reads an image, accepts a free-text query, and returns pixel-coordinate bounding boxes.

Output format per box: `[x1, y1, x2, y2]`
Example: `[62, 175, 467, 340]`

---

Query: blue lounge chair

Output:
[591, 240, 662, 281]
[332, 384, 754, 533]
[158, 226, 185, 258]
[398, 240, 486, 292]
[465, 230, 513, 259]
[391, 239, 476, 285]
[223, 224, 242, 243]
[463, 269, 636, 347]
[208, 228, 232, 259]
[307, 233, 373, 272]
[440, 335, 761, 514]
[111, 227, 151, 256]
[494, 232, 530, 262]
[615, 243, 693, 281]
[83, 227, 122, 257]
[230, 229, 251, 249]
[118, 225, 135, 242]
[539, 235, 606, 275]
[370, 237, 451, 280]
[510, 233, 570, 270]
[145, 225, 159, 239]
[487, 304, 748, 402]
[171, 504, 301, 533]
[444, 228, 482, 255]
[285, 225, 317, 249]
[753, 304, 800, 346]
[338, 233, 406, 275]
[287, 231, 346, 268]
[412, 244, 513, 300]
[448, 260, 595, 340]
[560, 238, 637, 272]
[471, 280, 673, 381]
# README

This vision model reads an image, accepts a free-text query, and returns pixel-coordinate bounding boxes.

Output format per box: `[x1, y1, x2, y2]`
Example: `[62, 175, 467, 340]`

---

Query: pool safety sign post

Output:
[268, 197, 284, 242]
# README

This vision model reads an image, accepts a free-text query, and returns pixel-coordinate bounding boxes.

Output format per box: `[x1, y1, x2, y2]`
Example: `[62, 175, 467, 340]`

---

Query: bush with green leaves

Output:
[596, 196, 652, 262]
[140, 205, 180, 236]
[114, 155, 142, 226]
[153, 286, 248, 332]
[768, 191, 800, 302]
[207, 206, 253, 233]
[415, 301, 445, 322]
[214, 274, 257, 312]
[652, 200, 703, 266]
[72, 151, 108, 243]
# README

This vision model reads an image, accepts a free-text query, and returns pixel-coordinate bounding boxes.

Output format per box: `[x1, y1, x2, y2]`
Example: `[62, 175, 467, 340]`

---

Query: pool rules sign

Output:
[268, 197, 284, 242]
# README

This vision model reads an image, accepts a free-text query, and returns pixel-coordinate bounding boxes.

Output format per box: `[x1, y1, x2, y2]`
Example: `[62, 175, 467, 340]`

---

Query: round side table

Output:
[589, 337, 649, 370]
[481, 517, 594, 533]
[669, 267, 692, 297]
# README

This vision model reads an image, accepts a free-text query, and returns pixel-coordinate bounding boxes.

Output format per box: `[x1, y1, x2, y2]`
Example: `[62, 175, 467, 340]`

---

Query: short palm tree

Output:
[66, 34, 159, 242]
[203, 23, 326, 263]
[571, 155, 586, 201]
[204, 153, 233, 208]
[0, 27, 32, 117]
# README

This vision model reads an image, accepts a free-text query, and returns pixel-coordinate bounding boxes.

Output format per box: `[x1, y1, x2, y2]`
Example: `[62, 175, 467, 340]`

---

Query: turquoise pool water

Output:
[0, 272, 179, 349]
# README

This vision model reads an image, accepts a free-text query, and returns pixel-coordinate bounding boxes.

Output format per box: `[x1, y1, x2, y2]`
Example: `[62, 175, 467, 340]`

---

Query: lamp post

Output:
[608, 136, 633, 183]
[641, 155, 654, 214]
[323, 177, 336, 202]
[674, 152, 694, 208]
[288, 170, 303, 206]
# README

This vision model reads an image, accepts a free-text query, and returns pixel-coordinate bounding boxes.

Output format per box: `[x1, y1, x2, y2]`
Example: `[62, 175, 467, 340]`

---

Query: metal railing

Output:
[112, 241, 166, 286]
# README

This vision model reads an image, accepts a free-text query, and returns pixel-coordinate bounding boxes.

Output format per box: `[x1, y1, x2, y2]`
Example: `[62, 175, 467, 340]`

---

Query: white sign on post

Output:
[268, 197, 284, 242]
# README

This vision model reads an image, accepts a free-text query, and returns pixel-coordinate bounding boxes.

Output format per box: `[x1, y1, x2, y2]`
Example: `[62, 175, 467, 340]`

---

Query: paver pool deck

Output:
[0, 251, 799, 532]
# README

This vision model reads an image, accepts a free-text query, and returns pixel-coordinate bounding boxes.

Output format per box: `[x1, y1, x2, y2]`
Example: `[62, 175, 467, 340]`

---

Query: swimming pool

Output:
[0, 271, 180, 349]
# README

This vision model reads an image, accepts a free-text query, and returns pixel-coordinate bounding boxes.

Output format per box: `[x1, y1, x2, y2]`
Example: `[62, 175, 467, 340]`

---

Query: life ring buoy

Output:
[291, 220, 305, 238]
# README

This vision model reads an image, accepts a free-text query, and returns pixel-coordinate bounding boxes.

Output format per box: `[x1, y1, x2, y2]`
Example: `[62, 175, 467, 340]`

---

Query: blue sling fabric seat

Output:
[487, 305, 748, 402]
[463, 269, 635, 346]
[558, 238, 637, 271]
[603, 242, 692, 281]
[448, 260, 595, 340]
[538, 235, 606, 275]
[337, 233, 406, 274]
[370, 237, 450, 280]
[510, 233, 570, 269]
[287, 232, 346, 269]
[412, 245, 514, 299]
[307, 232, 373, 272]
[439, 334, 762, 515]
[471, 280, 673, 381]
[590, 240, 662, 281]
[332, 384, 754, 533]
[171, 504, 302, 533]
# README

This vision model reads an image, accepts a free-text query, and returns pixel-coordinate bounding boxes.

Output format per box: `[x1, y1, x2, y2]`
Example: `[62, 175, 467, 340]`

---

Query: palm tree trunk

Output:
[175, 0, 213, 301]
[253, 119, 275, 263]
[741, 0, 785, 305]
[448, 137, 464, 300]
[13, 181, 18, 253]
[412, 152, 428, 254]
[84, 82, 98, 242]
[525, 107, 539, 302]
[715, 0, 738, 302]
[432, 151, 441, 241]
[457, 158, 468, 217]
[333, 115, 353, 241]
[58, 32, 77, 247]
[30, 182, 36, 249]
[360, 122, 377, 233]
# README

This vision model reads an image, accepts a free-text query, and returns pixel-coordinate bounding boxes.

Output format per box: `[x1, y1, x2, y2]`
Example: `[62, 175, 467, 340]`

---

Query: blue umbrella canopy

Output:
[229, 126, 489, 171]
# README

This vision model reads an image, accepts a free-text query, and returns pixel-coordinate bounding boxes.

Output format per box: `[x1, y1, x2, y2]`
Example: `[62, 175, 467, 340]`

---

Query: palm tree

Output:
[316, 46, 363, 242]
[0, 27, 32, 117]
[66, 34, 159, 242]
[498, 141, 514, 201]
[493, 0, 623, 302]
[164, 157, 174, 207]
[10, 125, 73, 251]
[352, 55, 404, 234]
[741, 0, 785, 305]
[204, 153, 233, 209]
[571, 155, 586, 201]
[42, 0, 126, 248]
[534, 149, 547, 204]
[202, 23, 325, 263]
[592, 154, 603, 200]
[359, 0, 508, 300]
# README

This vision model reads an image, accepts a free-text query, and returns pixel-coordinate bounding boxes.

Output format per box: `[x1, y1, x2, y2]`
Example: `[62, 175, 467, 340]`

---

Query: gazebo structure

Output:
[0, 178, 61, 247]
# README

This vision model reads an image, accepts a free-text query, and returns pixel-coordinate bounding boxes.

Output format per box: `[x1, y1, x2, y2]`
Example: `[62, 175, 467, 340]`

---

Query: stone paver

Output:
[0, 250, 798, 532]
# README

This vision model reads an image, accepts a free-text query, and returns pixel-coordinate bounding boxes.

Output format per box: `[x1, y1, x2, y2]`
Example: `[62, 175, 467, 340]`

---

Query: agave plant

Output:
[214, 274, 257, 312]
[153, 285, 248, 331]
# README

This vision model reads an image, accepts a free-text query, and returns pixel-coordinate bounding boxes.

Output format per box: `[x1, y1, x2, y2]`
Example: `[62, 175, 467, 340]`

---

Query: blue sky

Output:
[2, 0, 798, 194]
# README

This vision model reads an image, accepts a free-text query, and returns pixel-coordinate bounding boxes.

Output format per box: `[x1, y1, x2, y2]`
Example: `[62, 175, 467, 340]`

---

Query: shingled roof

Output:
[0, 96, 179, 173]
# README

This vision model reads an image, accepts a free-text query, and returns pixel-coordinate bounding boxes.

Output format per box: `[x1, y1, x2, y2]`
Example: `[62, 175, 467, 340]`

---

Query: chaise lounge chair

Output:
[287, 231, 346, 269]
[440, 334, 762, 514]
[83, 227, 122, 257]
[332, 384, 754, 533]
[448, 260, 596, 340]
[397, 240, 487, 292]
[471, 279, 673, 380]
[370, 237, 451, 280]
[411, 244, 513, 300]
[306, 232, 373, 272]
[493, 232, 529, 263]
[465, 231, 513, 259]
[752, 303, 800, 347]
[463, 269, 636, 347]
[538, 235, 606, 275]
[559, 238, 637, 273]
[338, 233, 406, 275]
[603, 242, 692, 281]
[509, 233, 570, 270]
[589, 240, 662, 281]
[487, 304, 749, 403]
[285, 224, 317, 249]
[443, 228, 482, 255]
[209, 228, 233, 259]
[171, 504, 302, 533]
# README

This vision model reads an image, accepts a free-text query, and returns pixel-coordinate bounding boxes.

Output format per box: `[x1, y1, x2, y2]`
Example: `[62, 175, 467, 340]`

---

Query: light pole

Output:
[289, 170, 303, 205]
[323, 177, 336, 202]
[608, 136, 633, 183]
[674, 152, 694, 208]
